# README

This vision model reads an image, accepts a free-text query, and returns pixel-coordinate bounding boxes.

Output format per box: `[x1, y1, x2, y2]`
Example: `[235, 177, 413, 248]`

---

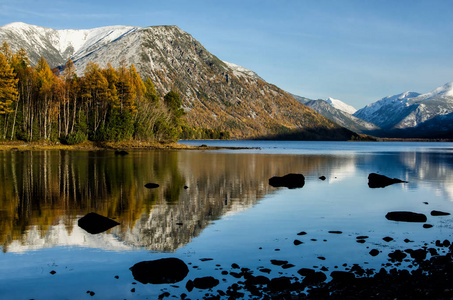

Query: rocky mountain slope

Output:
[293, 95, 379, 134]
[0, 22, 356, 140]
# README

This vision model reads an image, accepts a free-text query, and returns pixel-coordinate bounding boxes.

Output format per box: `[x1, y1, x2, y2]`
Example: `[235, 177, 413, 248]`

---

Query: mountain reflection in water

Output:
[0, 148, 452, 253]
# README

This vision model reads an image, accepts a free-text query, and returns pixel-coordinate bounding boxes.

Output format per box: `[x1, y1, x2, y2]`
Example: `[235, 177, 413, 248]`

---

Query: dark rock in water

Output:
[282, 263, 295, 269]
[328, 231, 342, 234]
[408, 249, 427, 261]
[369, 249, 380, 256]
[385, 211, 427, 223]
[383, 236, 394, 242]
[130, 258, 189, 284]
[259, 268, 271, 274]
[302, 271, 327, 284]
[269, 173, 305, 189]
[199, 258, 213, 262]
[144, 183, 159, 189]
[431, 210, 450, 216]
[268, 277, 292, 291]
[331, 271, 355, 282]
[388, 250, 407, 262]
[368, 173, 407, 188]
[115, 150, 128, 155]
[270, 260, 288, 266]
[297, 268, 315, 277]
[319, 176, 326, 181]
[193, 276, 219, 289]
[423, 224, 433, 228]
[294, 239, 303, 246]
[78, 212, 120, 234]
[186, 280, 194, 292]
[297, 231, 307, 236]
[50, 270, 56, 275]
[245, 275, 270, 286]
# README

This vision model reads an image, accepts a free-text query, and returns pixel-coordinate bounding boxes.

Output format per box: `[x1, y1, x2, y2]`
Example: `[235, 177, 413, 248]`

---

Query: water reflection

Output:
[0, 149, 452, 253]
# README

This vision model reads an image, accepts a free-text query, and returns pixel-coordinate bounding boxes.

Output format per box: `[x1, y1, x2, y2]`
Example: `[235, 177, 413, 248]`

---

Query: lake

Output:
[1, 141, 453, 299]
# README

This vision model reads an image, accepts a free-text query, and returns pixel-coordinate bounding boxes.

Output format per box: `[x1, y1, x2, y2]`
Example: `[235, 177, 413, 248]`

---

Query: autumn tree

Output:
[35, 56, 56, 139]
[10, 48, 34, 140]
[0, 52, 19, 139]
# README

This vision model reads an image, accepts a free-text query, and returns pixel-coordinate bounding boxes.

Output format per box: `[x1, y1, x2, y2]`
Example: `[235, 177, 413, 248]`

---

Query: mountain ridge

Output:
[0, 22, 357, 140]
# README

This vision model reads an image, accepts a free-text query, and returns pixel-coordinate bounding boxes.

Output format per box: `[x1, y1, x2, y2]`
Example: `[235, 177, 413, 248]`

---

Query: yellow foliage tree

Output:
[0, 52, 18, 115]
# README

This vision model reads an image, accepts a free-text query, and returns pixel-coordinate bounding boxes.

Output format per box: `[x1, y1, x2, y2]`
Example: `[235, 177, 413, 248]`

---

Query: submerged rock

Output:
[368, 173, 407, 188]
[130, 258, 189, 284]
[144, 183, 160, 189]
[78, 212, 119, 234]
[269, 173, 305, 189]
[385, 211, 427, 223]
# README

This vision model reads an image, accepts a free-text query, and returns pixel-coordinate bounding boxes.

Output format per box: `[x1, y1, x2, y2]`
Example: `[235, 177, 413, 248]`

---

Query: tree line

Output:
[0, 42, 229, 144]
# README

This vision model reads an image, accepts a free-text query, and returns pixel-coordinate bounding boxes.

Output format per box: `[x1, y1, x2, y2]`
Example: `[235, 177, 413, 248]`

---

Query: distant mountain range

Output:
[295, 82, 453, 139]
[0, 22, 356, 140]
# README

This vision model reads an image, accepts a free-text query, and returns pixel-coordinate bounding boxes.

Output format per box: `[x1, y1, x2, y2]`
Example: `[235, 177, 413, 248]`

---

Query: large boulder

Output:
[269, 173, 305, 189]
[385, 211, 427, 223]
[78, 212, 120, 234]
[130, 258, 189, 284]
[368, 173, 407, 188]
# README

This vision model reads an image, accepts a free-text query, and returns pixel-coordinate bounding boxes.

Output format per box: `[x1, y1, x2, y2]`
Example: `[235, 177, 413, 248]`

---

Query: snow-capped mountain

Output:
[354, 83, 453, 138]
[325, 97, 357, 115]
[0, 22, 355, 140]
[293, 95, 379, 134]
[0, 22, 138, 68]
[353, 91, 421, 129]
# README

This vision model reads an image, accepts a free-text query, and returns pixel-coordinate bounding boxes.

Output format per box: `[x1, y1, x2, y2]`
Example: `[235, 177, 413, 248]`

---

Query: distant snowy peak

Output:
[325, 97, 357, 115]
[416, 82, 453, 101]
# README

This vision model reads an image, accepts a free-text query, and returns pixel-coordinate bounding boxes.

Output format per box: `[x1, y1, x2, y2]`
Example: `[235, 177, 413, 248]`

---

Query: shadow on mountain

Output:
[362, 112, 453, 139]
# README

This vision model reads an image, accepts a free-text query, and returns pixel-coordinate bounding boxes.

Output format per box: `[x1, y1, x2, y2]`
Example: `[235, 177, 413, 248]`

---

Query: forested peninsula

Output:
[0, 42, 229, 146]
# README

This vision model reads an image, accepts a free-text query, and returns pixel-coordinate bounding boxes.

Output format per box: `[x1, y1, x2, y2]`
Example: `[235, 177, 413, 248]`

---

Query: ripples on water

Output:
[0, 141, 453, 299]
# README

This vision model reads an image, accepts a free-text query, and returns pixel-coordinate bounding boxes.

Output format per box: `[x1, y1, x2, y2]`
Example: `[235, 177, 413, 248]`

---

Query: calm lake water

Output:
[1, 141, 453, 299]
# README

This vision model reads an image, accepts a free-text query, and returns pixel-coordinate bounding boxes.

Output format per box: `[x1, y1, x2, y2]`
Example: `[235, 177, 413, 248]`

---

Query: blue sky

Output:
[1, 0, 452, 108]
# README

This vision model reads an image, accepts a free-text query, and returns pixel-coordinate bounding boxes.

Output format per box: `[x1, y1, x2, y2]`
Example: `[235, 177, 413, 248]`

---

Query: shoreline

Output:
[0, 140, 256, 151]
[0, 138, 450, 152]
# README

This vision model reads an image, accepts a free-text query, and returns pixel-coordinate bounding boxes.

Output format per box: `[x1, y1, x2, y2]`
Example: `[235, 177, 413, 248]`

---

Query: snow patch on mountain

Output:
[223, 61, 261, 80]
[325, 97, 357, 114]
